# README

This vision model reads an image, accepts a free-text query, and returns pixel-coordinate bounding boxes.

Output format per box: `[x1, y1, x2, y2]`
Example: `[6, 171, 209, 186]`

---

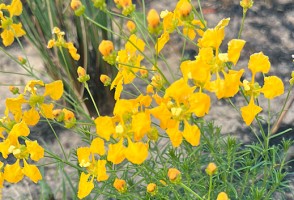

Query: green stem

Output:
[180, 183, 204, 200]
[207, 175, 213, 200]
[238, 10, 247, 39]
[84, 82, 100, 117]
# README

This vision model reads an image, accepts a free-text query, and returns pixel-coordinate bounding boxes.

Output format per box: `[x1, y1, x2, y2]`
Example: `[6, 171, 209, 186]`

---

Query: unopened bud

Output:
[147, 183, 157, 196]
[100, 74, 111, 86]
[147, 9, 160, 28]
[205, 162, 217, 176]
[168, 168, 181, 183]
[113, 178, 127, 193]
[9, 86, 19, 94]
[99, 40, 114, 57]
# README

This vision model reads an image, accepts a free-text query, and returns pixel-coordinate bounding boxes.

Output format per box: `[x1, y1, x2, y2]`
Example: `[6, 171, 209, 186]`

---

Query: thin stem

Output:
[207, 175, 213, 200]
[84, 82, 100, 117]
[238, 10, 247, 39]
[180, 183, 204, 200]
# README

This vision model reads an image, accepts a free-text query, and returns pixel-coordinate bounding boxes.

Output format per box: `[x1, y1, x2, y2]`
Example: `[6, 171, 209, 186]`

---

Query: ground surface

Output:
[0, 0, 293, 199]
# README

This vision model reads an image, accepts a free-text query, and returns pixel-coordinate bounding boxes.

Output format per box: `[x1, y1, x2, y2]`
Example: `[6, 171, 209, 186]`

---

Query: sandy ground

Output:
[0, 0, 294, 199]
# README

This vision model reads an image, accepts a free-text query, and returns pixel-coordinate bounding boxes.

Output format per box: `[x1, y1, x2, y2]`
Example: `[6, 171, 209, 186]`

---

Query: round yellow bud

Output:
[70, 0, 82, 10]
[205, 162, 217, 176]
[113, 178, 127, 193]
[168, 168, 181, 183]
[217, 192, 229, 200]
[179, 1, 192, 17]
[147, 9, 160, 28]
[147, 183, 157, 196]
[126, 20, 136, 32]
[98, 40, 114, 56]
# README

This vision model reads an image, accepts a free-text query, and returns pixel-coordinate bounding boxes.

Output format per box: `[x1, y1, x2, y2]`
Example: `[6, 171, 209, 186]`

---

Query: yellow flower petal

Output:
[248, 52, 270, 75]
[4, 160, 23, 183]
[77, 172, 94, 199]
[77, 147, 91, 167]
[241, 98, 262, 126]
[188, 92, 211, 117]
[1, 29, 15, 47]
[90, 138, 105, 156]
[132, 112, 151, 141]
[40, 103, 54, 119]
[228, 39, 246, 65]
[97, 160, 109, 181]
[261, 76, 284, 99]
[23, 108, 40, 126]
[25, 140, 44, 161]
[9, 121, 30, 137]
[43, 80, 64, 100]
[11, 23, 26, 37]
[107, 139, 126, 164]
[94, 116, 114, 141]
[22, 160, 42, 183]
[7, 0, 23, 16]
[166, 121, 183, 148]
[125, 138, 148, 164]
[155, 32, 169, 54]
[183, 121, 200, 146]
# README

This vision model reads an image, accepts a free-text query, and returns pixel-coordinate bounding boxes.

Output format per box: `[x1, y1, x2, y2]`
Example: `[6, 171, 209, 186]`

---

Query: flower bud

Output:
[147, 127, 158, 141]
[139, 66, 148, 78]
[205, 162, 217, 176]
[71, 0, 82, 10]
[217, 192, 229, 200]
[147, 183, 157, 196]
[126, 20, 136, 33]
[77, 66, 90, 83]
[240, 0, 254, 10]
[113, 178, 127, 193]
[9, 86, 19, 94]
[18, 56, 26, 64]
[159, 180, 167, 186]
[147, 9, 160, 28]
[178, 1, 192, 17]
[289, 71, 294, 85]
[168, 168, 181, 183]
[100, 74, 111, 86]
[146, 84, 154, 94]
[99, 40, 114, 57]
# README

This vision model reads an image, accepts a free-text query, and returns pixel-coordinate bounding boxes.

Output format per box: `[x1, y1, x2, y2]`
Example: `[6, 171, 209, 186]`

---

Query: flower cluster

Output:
[0, 0, 26, 46]
[0, 79, 66, 187]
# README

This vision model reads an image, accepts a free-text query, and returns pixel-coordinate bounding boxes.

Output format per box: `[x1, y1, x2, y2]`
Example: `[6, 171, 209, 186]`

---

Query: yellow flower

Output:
[248, 52, 270, 76]
[40, 103, 54, 119]
[166, 121, 183, 147]
[47, 27, 80, 60]
[113, 178, 127, 193]
[240, 97, 262, 126]
[217, 192, 229, 200]
[0, 0, 26, 46]
[205, 162, 217, 176]
[177, 0, 192, 17]
[125, 138, 148, 164]
[77, 147, 91, 167]
[168, 168, 181, 183]
[261, 76, 284, 99]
